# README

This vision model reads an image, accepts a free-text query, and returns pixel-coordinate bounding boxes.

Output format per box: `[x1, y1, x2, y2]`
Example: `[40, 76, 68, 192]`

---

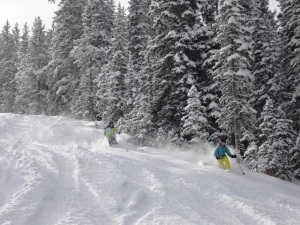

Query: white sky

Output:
[0, 0, 129, 30]
[0, 0, 279, 31]
[0, 113, 300, 224]
[269, 0, 280, 12]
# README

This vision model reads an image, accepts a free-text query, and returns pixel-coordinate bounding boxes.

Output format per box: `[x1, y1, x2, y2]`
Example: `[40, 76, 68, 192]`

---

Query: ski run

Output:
[0, 113, 300, 225]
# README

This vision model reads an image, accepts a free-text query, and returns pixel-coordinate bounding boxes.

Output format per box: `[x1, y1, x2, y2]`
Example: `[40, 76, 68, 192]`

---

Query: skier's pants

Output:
[217, 155, 231, 170]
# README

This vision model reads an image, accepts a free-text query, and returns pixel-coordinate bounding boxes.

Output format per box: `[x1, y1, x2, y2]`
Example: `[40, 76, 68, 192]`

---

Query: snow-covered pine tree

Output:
[107, 0, 116, 39]
[121, 54, 135, 117]
[199, 82, 222, 144]
[276, 0, 293, 121]
[212, 0, 255, 153]
[30, 17, 51, 114]
[46, 0, 84, 115]
[71, 0, 112, 120]
[12, 23, 20, 59]
[194, 0, 222, 143]
[14, 17, 50, 114]
[17, 23, 30, 61]
[257, 98, 276, 170]
[14, 58, 37, 114]
[257, 98, 293, 181]
[290, 132, 300, 180]
[96, 3, 128, 122]
[124, 51, 160, 145]
[124, 92, 154, 145]
[45, 26, 54, 53]
[277, 0, 300, 134]
[181, 85, 208, 144]
[121, 0, 155, 140]
[0, 21, 17, 112]
[243, 141, 259, 171]
[147, 0, 201, 143]
[13, 23, 30, 114]
[128, 0, 152, 73]
[127, 0, 153, 105]
[275, 107, 296, 168]
[198, 0, 218, 25]
[250, 0, 283, 126]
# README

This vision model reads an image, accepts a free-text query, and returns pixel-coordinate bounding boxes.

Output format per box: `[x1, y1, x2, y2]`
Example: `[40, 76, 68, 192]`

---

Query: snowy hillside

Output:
[0, 114, 300, 225]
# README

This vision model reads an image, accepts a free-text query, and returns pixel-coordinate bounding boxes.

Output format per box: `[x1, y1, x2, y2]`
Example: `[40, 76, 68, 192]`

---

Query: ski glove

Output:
[231, 154, 237, 158]
[216, 156, 221, 160]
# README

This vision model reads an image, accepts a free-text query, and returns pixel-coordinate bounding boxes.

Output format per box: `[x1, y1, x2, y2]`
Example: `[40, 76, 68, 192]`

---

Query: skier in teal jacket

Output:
[214, 137, 236, 170]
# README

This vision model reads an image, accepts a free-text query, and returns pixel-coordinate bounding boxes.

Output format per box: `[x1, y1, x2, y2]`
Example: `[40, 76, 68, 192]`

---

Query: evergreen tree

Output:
[71, 0, 112, 120]
[17, 23, 30, 61]
[244, 141, 259, 171]
[122, 0, 154, 143]
[96, 3, 128, 122]
[257, 100, 276, 177]
[147, 0, 202, 142]
[195, 0, 221, 143]
[121, 53, 156, 145]
[15, 23, 28, 70]
[46, 25, 54, 52]
[251, 0, 283, 127]
[30, 17, 51, 114]
[123, 55, 136, 116]
[123, 93, 154, 145]
[257, 98, 293, 181]
[198, 0, 218, 25]
[14, 23, 30, 114]
[14, 17, 50, 114]
[245, 0, 285, 158]
[274, 107, 296, 179]
[277, 0, 300, 133]
[108, 0, 116, 37]
[181, 85, 208, 144]
[46, 0, 84, 115]
[128, 0, 152, 72]
[0, 21, 17, 112]
[12, 23, 20, 58]
[129, 0, 153, 88]
[290, 132, 300, 180]
[213, 0, 255, 152]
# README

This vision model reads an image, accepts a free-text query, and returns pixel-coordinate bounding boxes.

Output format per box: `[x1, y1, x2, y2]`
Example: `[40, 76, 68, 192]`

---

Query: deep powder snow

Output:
[0, 114, 300, 225]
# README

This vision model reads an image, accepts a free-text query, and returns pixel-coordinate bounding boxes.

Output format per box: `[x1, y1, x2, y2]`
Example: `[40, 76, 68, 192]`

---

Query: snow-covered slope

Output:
[0, 114, 300, 225]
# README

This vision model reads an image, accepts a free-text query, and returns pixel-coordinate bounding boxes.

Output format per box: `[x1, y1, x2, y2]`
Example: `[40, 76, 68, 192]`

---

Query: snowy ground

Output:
[0, 114, 300, 225]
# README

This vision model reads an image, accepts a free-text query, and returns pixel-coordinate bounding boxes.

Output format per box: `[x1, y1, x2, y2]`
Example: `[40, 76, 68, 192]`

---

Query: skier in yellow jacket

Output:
[104, 121, 120, 146]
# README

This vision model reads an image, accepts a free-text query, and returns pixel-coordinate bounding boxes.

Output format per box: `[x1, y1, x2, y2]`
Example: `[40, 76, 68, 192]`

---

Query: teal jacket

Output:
[214, 144, 234, 159]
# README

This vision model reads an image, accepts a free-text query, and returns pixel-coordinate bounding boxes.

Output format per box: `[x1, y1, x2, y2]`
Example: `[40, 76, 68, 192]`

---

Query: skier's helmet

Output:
[108, 121, 114, 126]
[220, 136, 227, 143]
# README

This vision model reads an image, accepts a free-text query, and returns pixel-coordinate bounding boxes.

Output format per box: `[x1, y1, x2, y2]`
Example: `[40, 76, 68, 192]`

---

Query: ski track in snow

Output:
[0, 113, 300, 225]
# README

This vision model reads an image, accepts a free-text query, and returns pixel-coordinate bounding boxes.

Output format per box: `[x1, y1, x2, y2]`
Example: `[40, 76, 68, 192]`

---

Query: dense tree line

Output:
[0, 0, 299, 181]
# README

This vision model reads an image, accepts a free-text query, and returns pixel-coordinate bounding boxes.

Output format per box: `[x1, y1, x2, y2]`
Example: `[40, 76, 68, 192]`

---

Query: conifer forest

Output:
[0, 0, 299, 181]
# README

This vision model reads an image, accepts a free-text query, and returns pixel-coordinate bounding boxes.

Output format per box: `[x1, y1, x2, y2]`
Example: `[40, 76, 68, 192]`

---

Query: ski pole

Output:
[203, 159, 215, 165]
[96, 135, 105, 150]
[236, 157, 245, 175]
[120, 133, 129, 150]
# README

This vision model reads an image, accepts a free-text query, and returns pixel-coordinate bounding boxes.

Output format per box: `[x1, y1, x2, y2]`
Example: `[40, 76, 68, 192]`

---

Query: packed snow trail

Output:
[0, 114, 300, 225]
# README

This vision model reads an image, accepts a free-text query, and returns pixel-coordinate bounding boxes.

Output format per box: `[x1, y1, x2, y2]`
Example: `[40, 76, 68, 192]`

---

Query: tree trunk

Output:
[233, 81, 239, 154]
